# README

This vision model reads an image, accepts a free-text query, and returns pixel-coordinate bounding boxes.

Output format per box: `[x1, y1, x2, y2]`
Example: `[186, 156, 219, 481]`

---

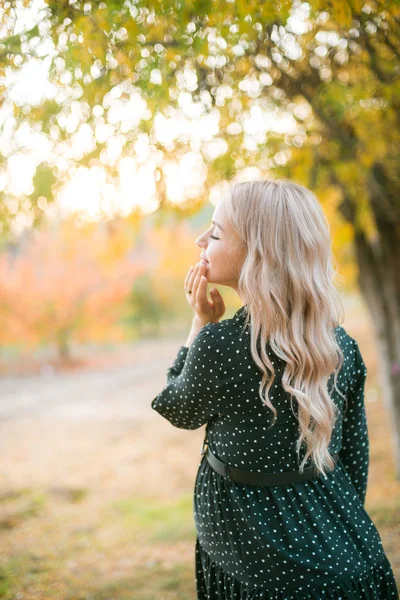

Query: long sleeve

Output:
[340, 338, 369, 506]
[151, 323, 222, 430]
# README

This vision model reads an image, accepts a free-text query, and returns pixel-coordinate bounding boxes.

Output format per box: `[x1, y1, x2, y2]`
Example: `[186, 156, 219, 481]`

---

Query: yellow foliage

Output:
[0, 217, 144, 350]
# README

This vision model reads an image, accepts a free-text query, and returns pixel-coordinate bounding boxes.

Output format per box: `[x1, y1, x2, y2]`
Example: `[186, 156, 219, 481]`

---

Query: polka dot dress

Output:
[151, 305, 399, 598]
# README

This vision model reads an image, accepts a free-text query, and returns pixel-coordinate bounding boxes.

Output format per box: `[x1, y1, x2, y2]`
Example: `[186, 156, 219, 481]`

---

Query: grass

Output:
[77, 562, 195, 600]
[0, 490, 47, 530]
[1, 479, 398, 599]
[1, 297, 399, 598]
[0, 488, 198, 599]
[368, 502, 400, 528]
[109, 494, 194, 543]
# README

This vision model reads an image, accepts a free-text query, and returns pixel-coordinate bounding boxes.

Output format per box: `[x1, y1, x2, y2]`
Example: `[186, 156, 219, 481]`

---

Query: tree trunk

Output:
[331, 164, 400, 479]
[57, 331, 71, 361]
[352, 226, 400, 479]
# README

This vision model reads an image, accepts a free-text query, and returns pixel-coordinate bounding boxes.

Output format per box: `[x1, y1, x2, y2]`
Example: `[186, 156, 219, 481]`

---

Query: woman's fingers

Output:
[191, 263, 202, 299]
[185, 263, 201, 298]
[196, 273, 209, 310]
[184, 265, 194, 292]
[189, 263, 199, 291]
[185, 262, 207, 301]
[194, 265, 208, 306]
[186, 264, 198, 296]
[185, 263, 211, 320]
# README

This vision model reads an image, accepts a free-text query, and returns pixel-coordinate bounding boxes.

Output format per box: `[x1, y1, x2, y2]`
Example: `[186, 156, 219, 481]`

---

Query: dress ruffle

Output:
[195, 537, 399, 599]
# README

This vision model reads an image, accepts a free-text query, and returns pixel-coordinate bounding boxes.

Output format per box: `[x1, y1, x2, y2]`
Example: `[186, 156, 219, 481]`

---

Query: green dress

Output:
[151, 306, 399, 599]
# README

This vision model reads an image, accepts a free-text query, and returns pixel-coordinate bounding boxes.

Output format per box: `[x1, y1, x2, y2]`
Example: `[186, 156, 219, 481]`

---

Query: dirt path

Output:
[0, 337, 206, 495]
[0, 323, 399, 598]
[0, 337, 184, 422]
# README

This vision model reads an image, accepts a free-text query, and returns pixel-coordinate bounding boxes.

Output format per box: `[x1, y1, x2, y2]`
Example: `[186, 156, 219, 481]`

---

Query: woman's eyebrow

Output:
[211, 220, 224, 232]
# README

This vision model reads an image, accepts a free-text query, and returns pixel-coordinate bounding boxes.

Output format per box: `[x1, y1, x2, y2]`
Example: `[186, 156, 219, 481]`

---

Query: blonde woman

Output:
[151, 179, 398, 598]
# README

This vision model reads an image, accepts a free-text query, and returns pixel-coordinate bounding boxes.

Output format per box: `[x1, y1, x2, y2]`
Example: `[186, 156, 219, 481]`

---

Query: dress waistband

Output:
[204, 445, 339, 486]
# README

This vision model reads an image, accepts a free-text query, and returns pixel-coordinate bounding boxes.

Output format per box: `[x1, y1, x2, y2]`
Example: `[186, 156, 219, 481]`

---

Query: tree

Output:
[1, 1, 399, 474]
[0, 215, 143, 359]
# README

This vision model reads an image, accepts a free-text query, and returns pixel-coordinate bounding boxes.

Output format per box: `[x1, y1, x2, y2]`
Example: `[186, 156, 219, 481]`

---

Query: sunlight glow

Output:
[1, 0, 307, 228]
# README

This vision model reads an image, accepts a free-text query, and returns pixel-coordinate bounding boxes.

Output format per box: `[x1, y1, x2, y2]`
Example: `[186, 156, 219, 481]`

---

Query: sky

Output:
[0, 1, 312, 231]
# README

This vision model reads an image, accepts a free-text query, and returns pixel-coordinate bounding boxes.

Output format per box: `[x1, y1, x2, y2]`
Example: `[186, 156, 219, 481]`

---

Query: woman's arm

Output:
[151, 323, 222, 430]
[340, 339, 369, 506]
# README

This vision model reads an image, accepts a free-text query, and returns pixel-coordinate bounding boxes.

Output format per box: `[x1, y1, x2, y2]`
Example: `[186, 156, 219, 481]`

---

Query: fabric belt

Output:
[204, 445, 339, 486]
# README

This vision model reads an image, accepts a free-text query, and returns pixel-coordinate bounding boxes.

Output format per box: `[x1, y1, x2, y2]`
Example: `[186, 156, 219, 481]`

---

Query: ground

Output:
[0, 303, 399, 599]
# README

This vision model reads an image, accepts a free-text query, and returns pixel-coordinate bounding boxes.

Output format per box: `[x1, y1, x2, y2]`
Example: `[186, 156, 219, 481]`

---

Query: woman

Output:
[151, 179, 399, 598]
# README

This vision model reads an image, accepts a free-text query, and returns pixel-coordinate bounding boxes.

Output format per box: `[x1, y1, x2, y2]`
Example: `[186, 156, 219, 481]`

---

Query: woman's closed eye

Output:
[210, 235, 219, 240]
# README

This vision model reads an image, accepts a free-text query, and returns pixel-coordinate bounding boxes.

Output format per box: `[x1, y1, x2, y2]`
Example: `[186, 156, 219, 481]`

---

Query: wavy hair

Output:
[224, 179, 346, 477]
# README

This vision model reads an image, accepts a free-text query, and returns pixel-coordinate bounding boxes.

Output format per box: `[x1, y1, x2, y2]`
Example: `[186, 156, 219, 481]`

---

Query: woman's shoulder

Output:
[335, 324, 352, 345]
[204, 315, 360, 360]
[333, 326, 368, 386]
[205, 306, 248, 337]
[210, 311, 351, 340]
[334, 325, 361, 353]
[199, 307, 249, 360]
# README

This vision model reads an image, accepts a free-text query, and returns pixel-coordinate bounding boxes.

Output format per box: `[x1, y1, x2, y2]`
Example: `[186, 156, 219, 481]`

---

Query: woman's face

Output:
[195, 200, 246, 291]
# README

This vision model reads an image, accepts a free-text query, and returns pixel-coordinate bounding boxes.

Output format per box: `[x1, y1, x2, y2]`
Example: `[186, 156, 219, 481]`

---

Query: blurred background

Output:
[0, 1, 399, 598]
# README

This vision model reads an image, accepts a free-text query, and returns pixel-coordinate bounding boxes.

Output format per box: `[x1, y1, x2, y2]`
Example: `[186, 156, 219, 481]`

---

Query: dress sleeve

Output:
[151, 323, 222, 430]
[339, 338, 369, 506]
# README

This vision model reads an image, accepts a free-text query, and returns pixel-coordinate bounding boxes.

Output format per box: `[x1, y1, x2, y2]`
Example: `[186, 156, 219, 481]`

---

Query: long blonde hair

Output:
[224, 179, 346, 477]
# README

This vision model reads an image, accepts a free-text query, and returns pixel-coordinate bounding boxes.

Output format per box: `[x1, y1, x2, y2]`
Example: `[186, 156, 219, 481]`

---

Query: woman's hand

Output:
[184, 261, 225, 324]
